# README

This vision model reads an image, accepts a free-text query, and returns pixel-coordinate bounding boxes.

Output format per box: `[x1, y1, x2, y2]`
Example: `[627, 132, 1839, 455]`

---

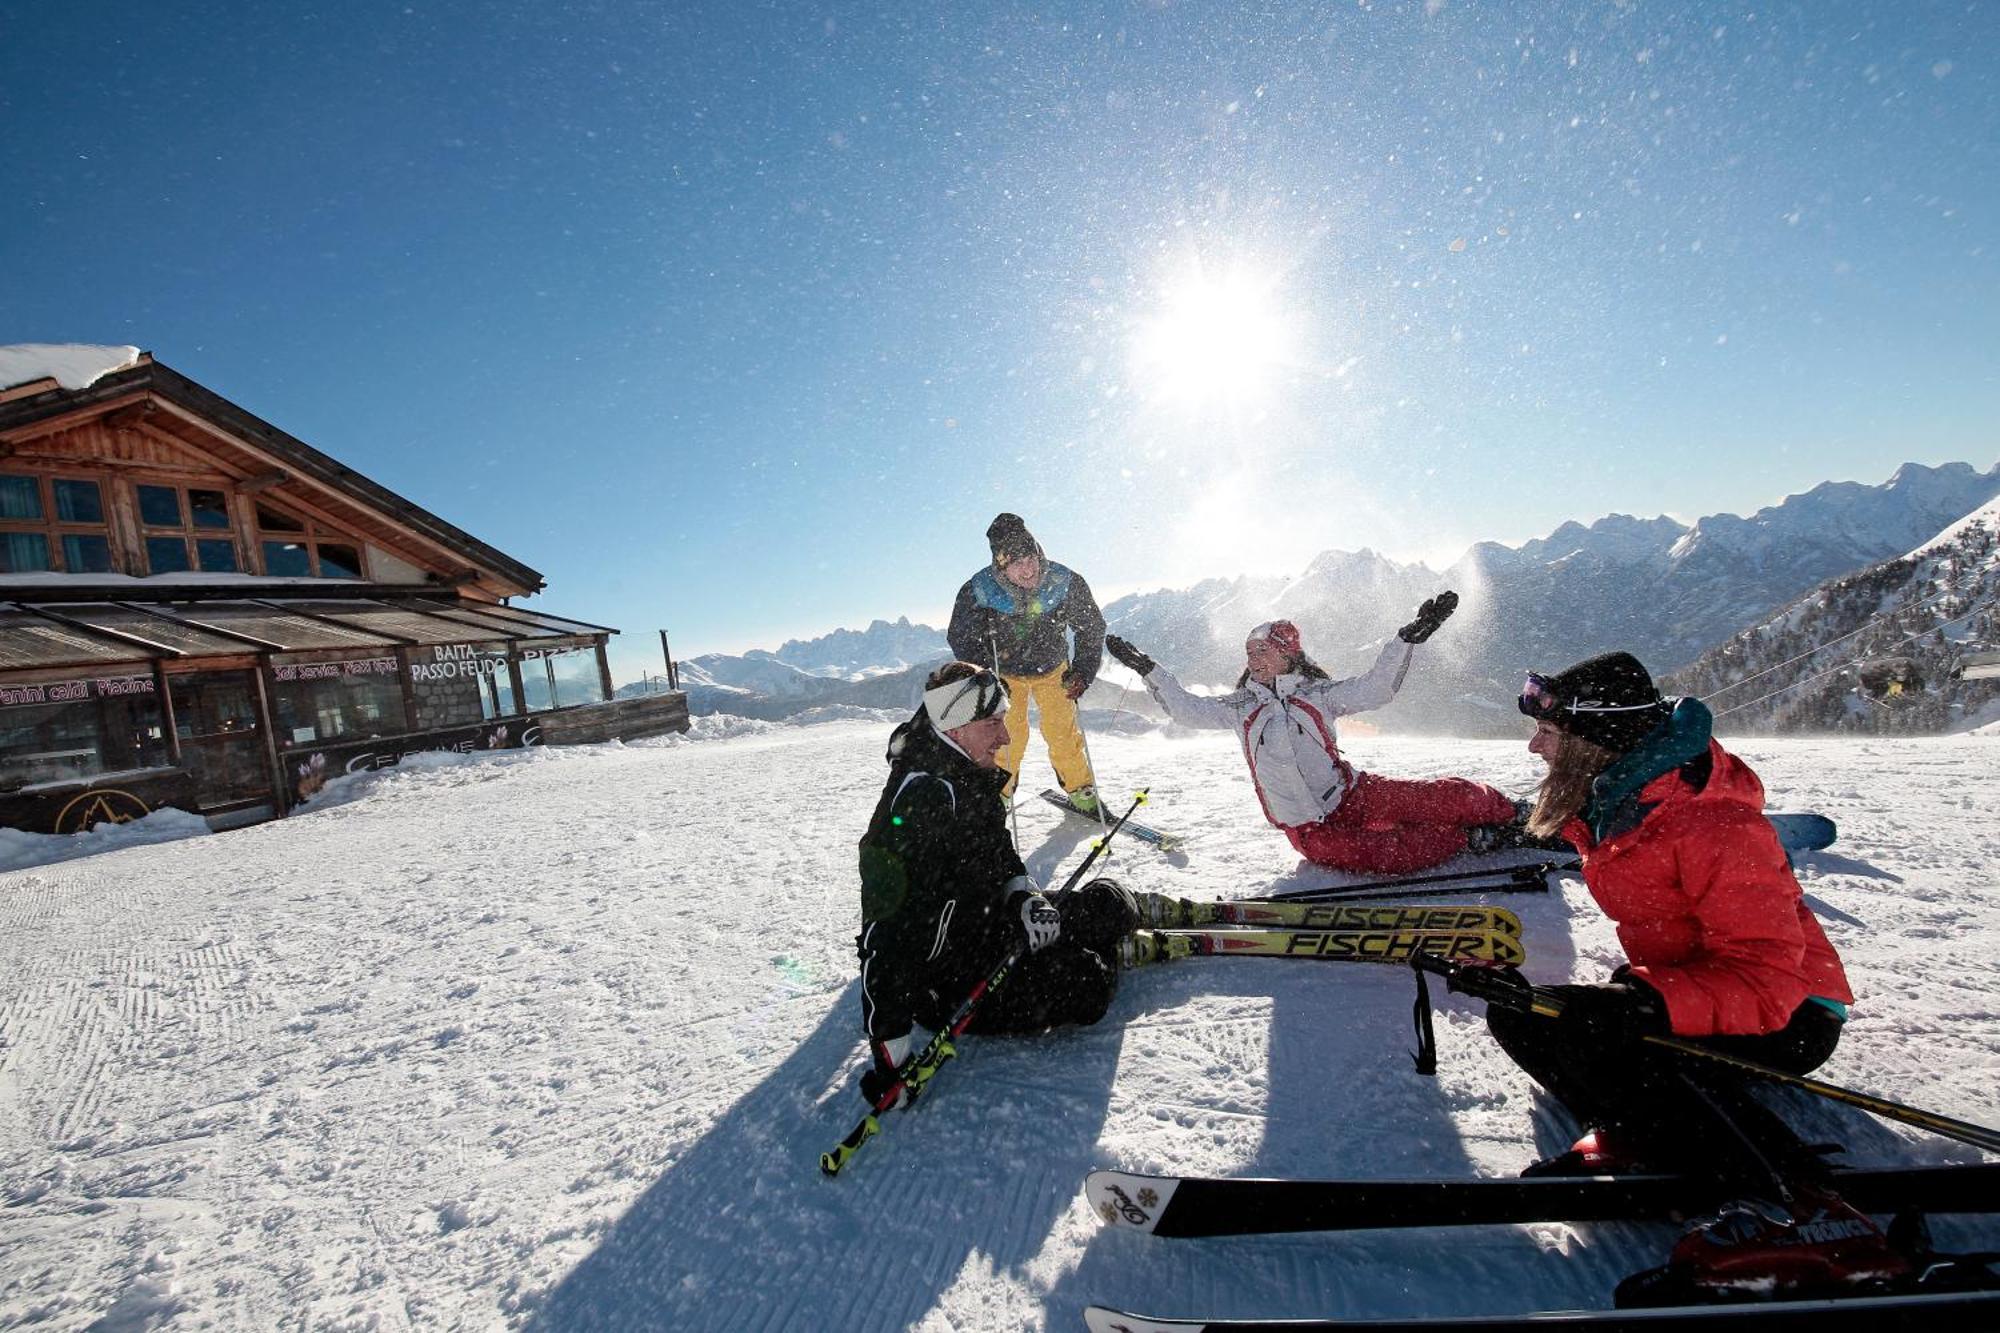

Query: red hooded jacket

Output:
[1562, 741, 1852, 1038]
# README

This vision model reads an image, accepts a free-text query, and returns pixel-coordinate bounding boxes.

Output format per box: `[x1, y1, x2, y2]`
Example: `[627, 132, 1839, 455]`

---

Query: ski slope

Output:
[2, 719, 1996, 1330]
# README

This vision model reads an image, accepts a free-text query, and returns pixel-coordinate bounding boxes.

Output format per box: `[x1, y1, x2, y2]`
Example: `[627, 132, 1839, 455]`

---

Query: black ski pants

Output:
[1488, 991, 1843, 1192]
[916, 878, 1139, 1036]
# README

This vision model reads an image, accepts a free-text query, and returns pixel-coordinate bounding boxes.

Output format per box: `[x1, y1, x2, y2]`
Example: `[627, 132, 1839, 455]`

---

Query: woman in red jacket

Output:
[1492, 653, 1895, 1299]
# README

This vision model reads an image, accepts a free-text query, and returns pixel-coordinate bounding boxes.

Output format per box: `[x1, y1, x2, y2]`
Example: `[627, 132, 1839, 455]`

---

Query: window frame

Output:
[254, 502, 371, 581]
[133, 480, 244, 576]
[0, 470, 116, 574]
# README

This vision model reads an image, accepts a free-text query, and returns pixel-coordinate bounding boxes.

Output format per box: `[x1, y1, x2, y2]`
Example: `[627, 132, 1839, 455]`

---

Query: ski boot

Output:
[1117, 930, 1197, 969]
[1132, 889, 1200, 929]
[1521, 1127, 1658, 1178]
[1066, 784, 1101, 817]
[1615, 1184, 1914, 1307]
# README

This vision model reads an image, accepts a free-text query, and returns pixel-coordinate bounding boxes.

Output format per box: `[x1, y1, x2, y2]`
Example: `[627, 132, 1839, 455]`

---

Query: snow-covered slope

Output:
[3, 725, 1995, 1329]
[1668, 495, 2000, 734]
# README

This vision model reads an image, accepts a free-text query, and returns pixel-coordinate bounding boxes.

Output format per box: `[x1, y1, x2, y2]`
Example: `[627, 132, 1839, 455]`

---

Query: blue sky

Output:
[5, 2, 1996, 682]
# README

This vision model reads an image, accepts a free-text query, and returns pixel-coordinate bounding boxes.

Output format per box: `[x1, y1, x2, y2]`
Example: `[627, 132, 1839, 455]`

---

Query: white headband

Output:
[924, 671, 1008, 733]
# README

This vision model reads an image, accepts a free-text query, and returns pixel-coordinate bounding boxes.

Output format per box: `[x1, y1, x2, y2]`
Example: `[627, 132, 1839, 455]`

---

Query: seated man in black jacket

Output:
[854, 661, 1138, 1105]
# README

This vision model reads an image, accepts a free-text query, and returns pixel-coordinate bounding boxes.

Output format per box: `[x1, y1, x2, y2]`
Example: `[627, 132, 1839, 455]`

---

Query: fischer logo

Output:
[1279, 931, 1520, 963]
[1291, 905, 1496, 932]
[1791, 1214, 1876, 1246]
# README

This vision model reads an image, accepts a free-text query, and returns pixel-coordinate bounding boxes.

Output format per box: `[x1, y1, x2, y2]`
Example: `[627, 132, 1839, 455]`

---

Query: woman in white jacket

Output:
[1103, 594, 1516, 874]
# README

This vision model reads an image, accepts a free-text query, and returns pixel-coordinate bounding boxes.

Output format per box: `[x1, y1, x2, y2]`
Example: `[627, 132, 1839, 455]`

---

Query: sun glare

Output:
[1130, 264, 1302, 409]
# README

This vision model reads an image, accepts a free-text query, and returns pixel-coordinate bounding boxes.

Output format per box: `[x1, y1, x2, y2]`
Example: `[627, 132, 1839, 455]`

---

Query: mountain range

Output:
[1664, 494, 2000, 734]
[633, 460, 2000, 731]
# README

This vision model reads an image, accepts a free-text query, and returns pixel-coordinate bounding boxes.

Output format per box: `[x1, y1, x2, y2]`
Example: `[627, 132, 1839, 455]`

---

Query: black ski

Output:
[1084, 1163, 2000, 1239]
[1083, 1288, 2000, 1332]
[1041, 788, 1182, 851]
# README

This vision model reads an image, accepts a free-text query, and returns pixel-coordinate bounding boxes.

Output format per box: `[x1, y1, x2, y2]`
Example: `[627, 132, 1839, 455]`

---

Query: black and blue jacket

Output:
[946, 560, 1106, 685]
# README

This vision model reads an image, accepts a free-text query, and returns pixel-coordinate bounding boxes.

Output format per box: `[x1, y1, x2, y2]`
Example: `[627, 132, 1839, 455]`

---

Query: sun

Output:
[1129, 263, 1303, 410]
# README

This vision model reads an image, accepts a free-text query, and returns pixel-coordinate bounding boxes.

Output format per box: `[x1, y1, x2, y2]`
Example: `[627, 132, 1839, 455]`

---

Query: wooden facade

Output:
[0, 351, 687, 834]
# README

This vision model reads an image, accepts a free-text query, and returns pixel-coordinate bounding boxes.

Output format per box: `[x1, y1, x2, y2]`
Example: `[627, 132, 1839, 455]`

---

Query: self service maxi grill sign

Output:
[271, 657, 400, 682]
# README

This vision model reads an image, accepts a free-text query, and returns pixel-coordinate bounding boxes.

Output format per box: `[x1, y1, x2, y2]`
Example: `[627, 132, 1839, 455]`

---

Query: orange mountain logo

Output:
[54, 789, 152, 834]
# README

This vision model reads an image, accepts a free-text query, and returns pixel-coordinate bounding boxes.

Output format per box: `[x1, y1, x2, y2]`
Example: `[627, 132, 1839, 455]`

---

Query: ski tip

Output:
[1084, 1307, 1190, 1333]
[1085, 1170, 1178, 1235]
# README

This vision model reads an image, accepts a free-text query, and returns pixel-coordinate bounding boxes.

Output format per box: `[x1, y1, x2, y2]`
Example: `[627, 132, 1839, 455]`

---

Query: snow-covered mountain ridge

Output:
[1666, 496, 2000, 735]
[660, 462, 1998, 731]
[1093, 461, 1998, 733]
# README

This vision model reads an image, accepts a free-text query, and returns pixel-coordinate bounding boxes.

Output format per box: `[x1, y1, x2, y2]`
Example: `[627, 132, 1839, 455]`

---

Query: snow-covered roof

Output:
[0, 343, 144, 392]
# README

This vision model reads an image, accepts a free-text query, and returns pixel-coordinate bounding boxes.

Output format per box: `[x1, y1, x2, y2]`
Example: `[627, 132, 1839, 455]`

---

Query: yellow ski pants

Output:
[998, 665, 1095, 798]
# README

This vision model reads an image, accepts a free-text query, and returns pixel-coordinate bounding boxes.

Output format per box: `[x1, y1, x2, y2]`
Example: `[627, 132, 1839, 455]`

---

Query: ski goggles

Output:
[924, 668, 1010, 732]
[1517, 672, 1663, 721]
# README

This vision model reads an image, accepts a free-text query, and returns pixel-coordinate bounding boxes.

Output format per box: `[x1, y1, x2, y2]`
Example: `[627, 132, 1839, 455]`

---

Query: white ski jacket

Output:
[1139, 639, 1417, 829]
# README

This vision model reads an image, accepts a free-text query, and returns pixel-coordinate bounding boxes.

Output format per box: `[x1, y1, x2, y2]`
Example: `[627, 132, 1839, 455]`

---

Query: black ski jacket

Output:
[856, 714, 1026, 1044]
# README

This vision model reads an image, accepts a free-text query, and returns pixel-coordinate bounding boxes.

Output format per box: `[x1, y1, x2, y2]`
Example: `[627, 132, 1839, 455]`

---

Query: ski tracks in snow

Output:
[0, 725, 1995, 1329]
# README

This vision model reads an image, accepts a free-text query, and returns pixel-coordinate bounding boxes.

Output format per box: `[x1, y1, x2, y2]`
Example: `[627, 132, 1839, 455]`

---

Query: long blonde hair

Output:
[1527, 727, 1620, 839]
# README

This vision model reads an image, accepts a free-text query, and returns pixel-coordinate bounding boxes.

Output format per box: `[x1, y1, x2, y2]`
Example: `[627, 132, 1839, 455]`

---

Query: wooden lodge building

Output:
[0, 346, 687, 835]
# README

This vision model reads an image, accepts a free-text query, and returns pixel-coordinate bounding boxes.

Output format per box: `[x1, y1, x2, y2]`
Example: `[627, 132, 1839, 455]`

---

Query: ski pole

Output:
[1049, 789, 1150, 905]
[1272, 859, 1564, 904]
[1287, 876, 1554, 904]
[820, 947, 1019, 1177]
[1070, 679, 1113, 837]
[820, 790, 1150, 1176]
[1408, 953, 2000, 1155]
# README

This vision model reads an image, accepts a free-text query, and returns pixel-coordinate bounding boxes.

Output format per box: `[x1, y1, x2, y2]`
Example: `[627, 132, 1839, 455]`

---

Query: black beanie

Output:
[986, 512, 1038, 562]
[1539, 652, 1671, 753]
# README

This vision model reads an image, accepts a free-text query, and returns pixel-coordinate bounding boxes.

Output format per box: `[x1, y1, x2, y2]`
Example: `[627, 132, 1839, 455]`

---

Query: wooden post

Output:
[251, 660, 290, 816]
[507, 650, 528, 718]
[660, 630, 679, 691]
[154, 658, 183, 767]
[394, 646, 420, 733]
[594, 638, 613, 703]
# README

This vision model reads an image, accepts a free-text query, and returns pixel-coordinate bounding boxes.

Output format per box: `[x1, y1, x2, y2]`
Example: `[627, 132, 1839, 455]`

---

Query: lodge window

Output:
[136, 483, 241, 575]
[520, 643, 607, 711]
[0, 681, 171, 790]
[255, 503, 366, 580]
[0, 473, 114, 574]
[269, 659, 407, 745]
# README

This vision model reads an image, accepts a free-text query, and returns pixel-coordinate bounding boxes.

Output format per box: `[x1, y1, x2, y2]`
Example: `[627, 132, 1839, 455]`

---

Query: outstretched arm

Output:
[1307, 638, 1417, 717]
[1140, 664, 1245, 731]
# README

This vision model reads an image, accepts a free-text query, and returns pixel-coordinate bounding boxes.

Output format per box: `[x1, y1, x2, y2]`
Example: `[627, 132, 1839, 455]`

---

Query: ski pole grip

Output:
[1411, 952, 1554, 1015]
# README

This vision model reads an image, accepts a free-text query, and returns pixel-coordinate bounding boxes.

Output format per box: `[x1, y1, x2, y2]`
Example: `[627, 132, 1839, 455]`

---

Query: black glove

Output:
[1006, 878, 1062, 953]
[1555, 979, 1669, 1047]
[1104, 634, 1156, 675]
[1398, 590, 1459, 644]
[1061, 667, 1091, 700]
[859, 1033, 918, 1110]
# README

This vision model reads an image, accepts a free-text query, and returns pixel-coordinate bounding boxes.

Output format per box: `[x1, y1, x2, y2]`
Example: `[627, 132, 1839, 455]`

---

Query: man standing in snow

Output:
[853, 662, 1137, 1106]
[947, 513, 1107, 813]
